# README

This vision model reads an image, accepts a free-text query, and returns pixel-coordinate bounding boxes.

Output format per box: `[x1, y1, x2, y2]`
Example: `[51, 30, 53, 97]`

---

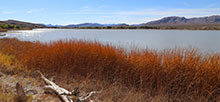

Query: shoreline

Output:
[1, 27, 220, 32]
[36, 27, 220, 31]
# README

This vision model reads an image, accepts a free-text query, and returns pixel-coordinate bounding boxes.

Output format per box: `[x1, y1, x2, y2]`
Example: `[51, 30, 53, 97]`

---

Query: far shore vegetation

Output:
[0, 23, 32, 32]
[45, 25, 220, 30]
[49, 24, 220, 30]
[0, 38, 220, 101]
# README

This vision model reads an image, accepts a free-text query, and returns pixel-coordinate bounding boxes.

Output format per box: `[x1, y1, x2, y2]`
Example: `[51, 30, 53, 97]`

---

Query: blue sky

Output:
[0, 0, 220, 25]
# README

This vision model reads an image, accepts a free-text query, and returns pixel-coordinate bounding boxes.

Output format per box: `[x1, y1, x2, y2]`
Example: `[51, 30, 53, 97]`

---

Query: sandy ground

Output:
[0, 64, 61, 102]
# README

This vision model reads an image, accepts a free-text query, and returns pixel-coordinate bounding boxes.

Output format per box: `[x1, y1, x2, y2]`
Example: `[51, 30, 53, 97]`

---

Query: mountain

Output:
[111, 23, 129, 27]
[65, 23, 130, 27]
[102, 23, 129, 27]
[66, 23, 104, 27]
[0, 20, 45, 28]
[145, 15, 220, 26]
[43, 24, 63, 27]
[64, 15, 220, 28]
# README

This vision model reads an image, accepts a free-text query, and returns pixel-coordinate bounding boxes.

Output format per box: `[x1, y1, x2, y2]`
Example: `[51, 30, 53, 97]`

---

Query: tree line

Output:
[0, 23, 31, 32]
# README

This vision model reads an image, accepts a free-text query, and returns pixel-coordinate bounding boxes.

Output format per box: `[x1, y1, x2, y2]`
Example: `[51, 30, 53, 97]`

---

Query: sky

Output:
[0, 0, 220, 25]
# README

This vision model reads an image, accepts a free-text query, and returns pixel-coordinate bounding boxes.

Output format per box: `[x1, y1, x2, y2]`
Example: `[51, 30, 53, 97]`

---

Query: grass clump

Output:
[0, 51, 17, 67]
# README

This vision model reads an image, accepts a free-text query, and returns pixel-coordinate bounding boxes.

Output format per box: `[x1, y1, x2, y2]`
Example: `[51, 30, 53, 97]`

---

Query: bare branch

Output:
[79, 91, 101, 101]
[38, 71, 100, 102]
[38, 71, 73, 102]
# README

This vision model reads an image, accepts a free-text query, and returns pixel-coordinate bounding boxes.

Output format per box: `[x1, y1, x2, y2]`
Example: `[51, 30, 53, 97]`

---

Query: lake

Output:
[1, 29, 220, 53]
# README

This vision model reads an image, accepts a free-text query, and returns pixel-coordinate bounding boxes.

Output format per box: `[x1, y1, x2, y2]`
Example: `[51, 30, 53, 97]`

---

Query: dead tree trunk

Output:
[14, 83, 28, 102]
[38, 71, 100, 102]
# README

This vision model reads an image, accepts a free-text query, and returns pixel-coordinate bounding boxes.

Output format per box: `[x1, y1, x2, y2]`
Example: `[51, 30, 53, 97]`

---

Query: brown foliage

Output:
[0, 38, 220, 101]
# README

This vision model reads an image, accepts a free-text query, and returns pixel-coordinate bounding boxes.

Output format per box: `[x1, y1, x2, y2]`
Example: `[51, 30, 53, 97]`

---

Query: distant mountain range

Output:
[66, 23, 104, 27]
[1, 15, 220, 28]
[63, 23, 129, 27]
[43, 24, 63, 27]
[61, 15, 220, 27]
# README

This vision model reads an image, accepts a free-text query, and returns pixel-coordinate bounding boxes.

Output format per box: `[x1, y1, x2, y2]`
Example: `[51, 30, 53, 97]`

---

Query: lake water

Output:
[1, 29, 220, 53]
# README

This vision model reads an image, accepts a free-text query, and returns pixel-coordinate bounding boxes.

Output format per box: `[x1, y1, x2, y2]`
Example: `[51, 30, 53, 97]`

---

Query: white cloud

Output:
[116, 8, 220, 18]
[59, 8, 220, 24]
[27, 10, 34, 14]
[62, 8, 220, 17]
[2, 11, 18, 14]
[1, 8, 44, 15]
[26, 8, 44, 14]
[61, 5, 112, 15]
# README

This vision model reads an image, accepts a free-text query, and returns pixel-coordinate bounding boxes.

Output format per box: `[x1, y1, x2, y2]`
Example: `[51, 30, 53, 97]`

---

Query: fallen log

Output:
[38, 71, 100, 102]
[14, 83, 28, 102]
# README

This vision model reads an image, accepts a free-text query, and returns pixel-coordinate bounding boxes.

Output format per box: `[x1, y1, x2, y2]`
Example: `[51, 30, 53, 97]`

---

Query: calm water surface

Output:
[1, 29, 220, 53]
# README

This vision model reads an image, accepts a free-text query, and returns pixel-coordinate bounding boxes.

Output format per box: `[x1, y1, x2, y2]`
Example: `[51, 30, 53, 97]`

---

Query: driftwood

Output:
[14, 83, 28, 102]
[38, 71, 100, 102]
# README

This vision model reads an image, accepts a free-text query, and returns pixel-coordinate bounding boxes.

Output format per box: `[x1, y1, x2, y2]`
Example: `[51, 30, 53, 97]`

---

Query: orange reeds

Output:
[0, 38, 220, 101]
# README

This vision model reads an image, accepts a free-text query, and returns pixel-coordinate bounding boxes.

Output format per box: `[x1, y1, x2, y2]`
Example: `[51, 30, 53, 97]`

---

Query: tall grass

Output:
[0, 38, 220, 101]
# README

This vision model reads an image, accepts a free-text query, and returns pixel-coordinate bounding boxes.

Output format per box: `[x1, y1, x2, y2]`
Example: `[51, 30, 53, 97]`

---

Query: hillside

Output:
[0, 20, 45, 28]
[145, 15, 220, 26]
[0, 20, 46, 32]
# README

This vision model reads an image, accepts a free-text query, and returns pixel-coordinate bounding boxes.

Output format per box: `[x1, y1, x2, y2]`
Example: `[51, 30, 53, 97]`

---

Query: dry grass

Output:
[0, 51, 20, 68]
[0, 82, 35, 102]
[0, 82, 15, 102]
[0, 38, 220, 102]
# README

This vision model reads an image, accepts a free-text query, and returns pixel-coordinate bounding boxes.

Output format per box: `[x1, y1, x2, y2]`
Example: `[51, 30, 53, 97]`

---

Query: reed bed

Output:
[0, 38, 220, 101]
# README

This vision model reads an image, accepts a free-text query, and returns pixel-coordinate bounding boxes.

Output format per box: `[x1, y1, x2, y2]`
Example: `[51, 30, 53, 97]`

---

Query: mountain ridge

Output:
[1, 15, 220, 28]
[62, 15, 220, 27]
[144, 15, 220, 26]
